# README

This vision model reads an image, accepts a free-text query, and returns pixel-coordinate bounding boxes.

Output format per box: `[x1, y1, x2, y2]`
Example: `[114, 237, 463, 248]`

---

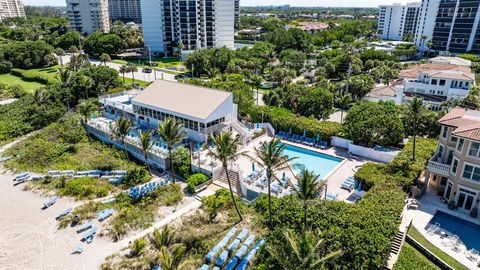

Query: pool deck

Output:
[403, 186, 480, 269]
[234, 136, 368, 202]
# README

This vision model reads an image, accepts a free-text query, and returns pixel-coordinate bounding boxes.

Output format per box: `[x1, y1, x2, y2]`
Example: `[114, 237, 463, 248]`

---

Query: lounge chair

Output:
[199, 265, 209, 270]
[108, 177, 124, 184]
[97, 208, 114, 221]
[225, 257, 239, 270]
[14, 172, 29, 181]
[340, 177, 355, 191]
[234, 244, 248, 259]
[76, 222, 92, 233]
[81, 226, 97, 241]
[452, 240, 464, 253]
[244, 234, 256, 247]
[215, 250, 228, 267]
[101, 197, 116, 204]
[48, 170, 61, 177]
[228, 239, 241, 252]
[61, 170, 75, 177]
[441, 235, 459, 247]
[426, 222, 440, 235]
[253, 239, 265, 250]
[236, 228, 248, 241]
[30, 175, 44, 181]
[55, 207, 72, 220]
[236, 260, 248, 270]
[43, 196, 58, 209]
[73, 245, 84, 254]
[326, 193, 338, 201]
[465, 248, 479, 261]
[205, 246, 219, 263]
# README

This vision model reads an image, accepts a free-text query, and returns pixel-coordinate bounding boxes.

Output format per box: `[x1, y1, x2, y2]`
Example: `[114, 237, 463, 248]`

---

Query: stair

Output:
[390, 231, 405, 255]
[214, 169, 241, 195]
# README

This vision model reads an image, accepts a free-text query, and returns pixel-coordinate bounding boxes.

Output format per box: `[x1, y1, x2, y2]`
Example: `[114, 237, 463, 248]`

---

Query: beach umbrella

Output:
[256, 123, 260, 129]
[289, 127, 292, 134]
[316, 133, 320, 142]
[252, 162, 255, 172]
[303, 129, 306, 137]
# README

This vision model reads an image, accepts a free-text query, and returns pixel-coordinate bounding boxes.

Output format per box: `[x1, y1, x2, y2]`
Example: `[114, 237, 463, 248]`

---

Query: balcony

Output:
[427, 156, 451, 176]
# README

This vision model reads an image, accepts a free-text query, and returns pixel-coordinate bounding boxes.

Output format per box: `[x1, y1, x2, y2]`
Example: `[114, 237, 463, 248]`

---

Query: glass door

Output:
[444, 182, 452, 200]
[457, 193, 466, 208]
[465, 195, 474, 211]
[457, 189, 477, 211]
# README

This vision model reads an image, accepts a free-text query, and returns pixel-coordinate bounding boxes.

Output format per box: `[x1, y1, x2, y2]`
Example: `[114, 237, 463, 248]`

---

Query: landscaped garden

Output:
[0, 73, 45, 92]
[393, 242, 439, 270]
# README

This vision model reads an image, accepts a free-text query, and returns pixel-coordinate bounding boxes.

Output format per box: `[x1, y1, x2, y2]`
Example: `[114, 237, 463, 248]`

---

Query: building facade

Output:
[413, 0, 480, 53]
[66, 0, 110, 35]
[108, 0, 142, 23]
[426, 108, 480, 216]
[141, 0, 235, 55]
[0, 0, 25, 20]
[378, 3, 420, 41]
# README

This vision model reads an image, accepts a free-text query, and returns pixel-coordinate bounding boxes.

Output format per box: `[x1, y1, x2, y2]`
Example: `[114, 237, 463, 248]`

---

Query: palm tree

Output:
[78, 100, 95, 126]
[56, 68, 73, 108]
[406, 97, 426, 161]
[420, 35, 428, 55]
[127, 63, 138, 81]
[119, 64, 128, 83]
[208, 132, 244, 221]
[54, 48, 65, 67]
[251, 74, 262, 106]
[111, 116, 132, 161]
[138, 129, 154, 173]
[129, 238, 147, 257]
[157, 118, 186, 183]
[295, 169, 325, 229]
[267, 229, 343, 270]
[149, 225, 174, 250]
[100, 53, 111, 66]
[337, 93, 351, 124]
[251, 138, 296, 228]
[157, 244, 191, 270]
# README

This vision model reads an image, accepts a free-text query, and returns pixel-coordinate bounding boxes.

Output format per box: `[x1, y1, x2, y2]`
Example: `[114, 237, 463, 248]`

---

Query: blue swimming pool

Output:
[282, 144, 343, 178]
[427, 211, 480, 250]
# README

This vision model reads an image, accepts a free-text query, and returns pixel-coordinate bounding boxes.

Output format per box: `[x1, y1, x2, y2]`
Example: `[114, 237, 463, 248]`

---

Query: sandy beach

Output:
[0, 170, 124, 270]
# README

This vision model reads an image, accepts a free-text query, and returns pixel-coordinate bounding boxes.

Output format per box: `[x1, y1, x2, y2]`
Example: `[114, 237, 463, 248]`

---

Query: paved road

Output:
[61, 54, 177, 83]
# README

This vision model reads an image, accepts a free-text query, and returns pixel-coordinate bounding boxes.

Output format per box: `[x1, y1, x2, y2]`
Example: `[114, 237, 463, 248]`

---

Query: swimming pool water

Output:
[427, 211, 480, 250]
[282, 144, 343, 179]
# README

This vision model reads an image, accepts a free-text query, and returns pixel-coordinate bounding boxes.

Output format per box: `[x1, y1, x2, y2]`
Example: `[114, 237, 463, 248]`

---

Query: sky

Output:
[25, 0, 411, 8]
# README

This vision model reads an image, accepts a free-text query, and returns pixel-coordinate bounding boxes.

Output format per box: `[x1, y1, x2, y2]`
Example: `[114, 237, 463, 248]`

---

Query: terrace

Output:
[404, 186, 480, 269]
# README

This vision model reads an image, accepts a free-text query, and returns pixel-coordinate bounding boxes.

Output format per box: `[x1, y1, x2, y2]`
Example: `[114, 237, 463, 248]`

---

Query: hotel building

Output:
[0, 0, 25, 20]
[378, 3, 421, 41]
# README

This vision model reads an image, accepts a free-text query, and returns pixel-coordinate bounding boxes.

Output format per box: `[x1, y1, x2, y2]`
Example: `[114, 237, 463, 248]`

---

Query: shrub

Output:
[0, 60, 12, 74]
[249, 106, 341, 140]
[10, 68, 57, 85]
[172, 146, 191, 180]
[124, 168, 151, 187]
[186, 173, 209, 193]
[58, 177, 111, 199]
[355, 137, 436, 191]
[394, 243, 438, 270]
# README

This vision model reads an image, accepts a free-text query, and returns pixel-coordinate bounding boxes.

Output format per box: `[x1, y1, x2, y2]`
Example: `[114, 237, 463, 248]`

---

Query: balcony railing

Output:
[427, 156, 451, 176]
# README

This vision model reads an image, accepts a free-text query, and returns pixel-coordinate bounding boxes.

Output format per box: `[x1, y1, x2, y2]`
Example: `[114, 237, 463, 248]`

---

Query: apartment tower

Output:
[415, 0, 480, 53]
[0, 0, 25, 20]
[378, 3, 421, 41]
[108, 0, 142, 23]
[141, 0, 236, 55]
[66, 0, 110, 35]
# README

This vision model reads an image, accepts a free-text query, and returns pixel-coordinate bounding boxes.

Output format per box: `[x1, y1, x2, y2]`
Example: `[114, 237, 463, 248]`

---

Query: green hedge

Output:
[355, 137, 437, 191]
[394, 243, 439, 270]
[11, 68, 57, 85]
[249, 106, 341, 140]
[186, 173, 209, 193]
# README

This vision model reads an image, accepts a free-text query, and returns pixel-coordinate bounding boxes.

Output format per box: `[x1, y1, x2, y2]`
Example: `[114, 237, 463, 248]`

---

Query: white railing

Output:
[427, 157, 450, 175]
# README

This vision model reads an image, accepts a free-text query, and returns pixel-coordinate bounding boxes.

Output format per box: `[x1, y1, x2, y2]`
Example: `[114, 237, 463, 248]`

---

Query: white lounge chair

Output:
[465, 248, 479, 261]
[426, 222, 440, 235]
[441, 235, 459, 247]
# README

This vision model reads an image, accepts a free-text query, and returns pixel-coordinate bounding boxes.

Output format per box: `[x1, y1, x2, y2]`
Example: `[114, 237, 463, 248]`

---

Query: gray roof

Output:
[132, 80, 232, 120]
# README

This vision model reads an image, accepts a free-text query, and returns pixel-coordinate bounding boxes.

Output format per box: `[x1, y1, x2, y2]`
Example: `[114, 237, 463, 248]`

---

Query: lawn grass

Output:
[407, 226, 470, 270]
[0, 73, 45, 92]
[112, 57, 183, 68]
[122, 77, 147, 87]
[394, 242, 440, 270]
[27, 65, 60, 80]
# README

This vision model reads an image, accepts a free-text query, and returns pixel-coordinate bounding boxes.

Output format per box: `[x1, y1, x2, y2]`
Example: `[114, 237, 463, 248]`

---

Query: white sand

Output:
[0, 171, 122, 270]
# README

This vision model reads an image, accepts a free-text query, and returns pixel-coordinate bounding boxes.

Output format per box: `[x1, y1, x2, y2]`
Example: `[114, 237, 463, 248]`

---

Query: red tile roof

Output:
[439, 108, 480, 141]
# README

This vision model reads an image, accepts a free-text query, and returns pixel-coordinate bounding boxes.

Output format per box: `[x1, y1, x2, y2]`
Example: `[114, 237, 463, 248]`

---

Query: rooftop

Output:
[438, 108, 480, 141]
[132, 80, 232, 121]
[399, 63, 473, 81]
[429, 56, 472, 67]
[366, 85, 398, 98]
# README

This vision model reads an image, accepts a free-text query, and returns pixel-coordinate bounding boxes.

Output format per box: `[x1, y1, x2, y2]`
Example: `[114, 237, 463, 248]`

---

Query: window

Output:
[457, 138, 464, 151]
[468, 142, 480, 157]
[451, 136, 458, 143]
[439, 79, 446, 86]
[431, 79, 438, 85]
[451, 158, 459, 174]
[462, 164, 480, 182]
[442, 126, 448, 138]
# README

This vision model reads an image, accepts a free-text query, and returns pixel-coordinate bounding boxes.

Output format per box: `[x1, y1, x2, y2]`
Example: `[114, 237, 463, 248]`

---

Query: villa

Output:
[365, 61, 475, 110]
[425, 107, 480, 216]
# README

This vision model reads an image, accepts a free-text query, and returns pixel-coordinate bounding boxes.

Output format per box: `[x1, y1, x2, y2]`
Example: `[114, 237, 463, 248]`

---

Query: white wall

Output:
[331, 136, 399, 163]
[214, 0, 235, 49]
[415, 0, 440, 51]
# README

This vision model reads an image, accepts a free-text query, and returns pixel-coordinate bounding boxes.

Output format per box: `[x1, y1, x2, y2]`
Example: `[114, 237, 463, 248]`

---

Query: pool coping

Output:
[280, 141, 347, 182]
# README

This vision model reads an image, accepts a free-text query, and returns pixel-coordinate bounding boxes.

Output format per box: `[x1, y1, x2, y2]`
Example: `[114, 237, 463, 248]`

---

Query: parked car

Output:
[142, 68, 152, 73]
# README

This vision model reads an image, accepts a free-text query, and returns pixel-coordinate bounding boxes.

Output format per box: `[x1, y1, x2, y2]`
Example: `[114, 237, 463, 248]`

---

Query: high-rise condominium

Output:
[378, 3, 420, 41]
[108, 0, 142, 23]
[415, 0, 480, 53]
[141, 0, 237, 56]
[0, 0, 25, 21]
[66, 0, 110, 35]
